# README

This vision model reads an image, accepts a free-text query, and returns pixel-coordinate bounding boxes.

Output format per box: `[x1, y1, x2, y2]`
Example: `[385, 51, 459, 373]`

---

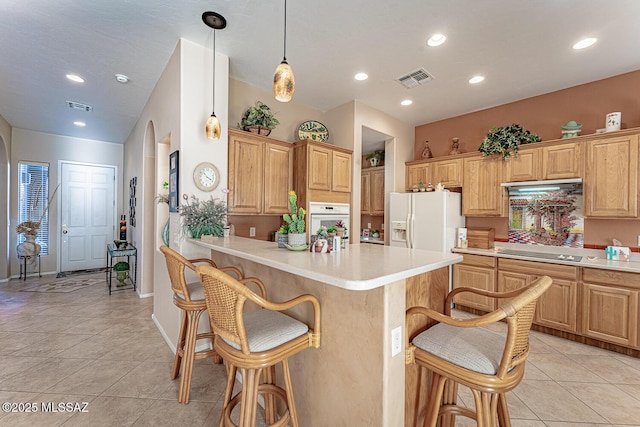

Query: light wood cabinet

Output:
[432, 158, 462, 187]
[584, 134, 639, 218]
[581, 268, 639, 348]
[453, 254, 496, 312]
[361, 167, 385, 216]
[462, 155, 507, 216]
[542, 142, 582, 179]
[504, 143, 581, 182]
[292, 139, 353, 213]
[497, 258, 578, 333]
[504, 149, 539, 182]
[406, 163, 431, 191]
[228, 129, 292, 215]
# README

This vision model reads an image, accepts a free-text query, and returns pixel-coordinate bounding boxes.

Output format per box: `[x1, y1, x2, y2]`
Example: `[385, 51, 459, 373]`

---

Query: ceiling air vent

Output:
[66, 101, 93, 112]
[396, 68, 434, 89]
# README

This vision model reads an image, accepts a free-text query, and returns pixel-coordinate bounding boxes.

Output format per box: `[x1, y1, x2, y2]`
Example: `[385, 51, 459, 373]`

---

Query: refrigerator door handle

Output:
[410, 213, 416, 248]
[405, 212, 412, 248]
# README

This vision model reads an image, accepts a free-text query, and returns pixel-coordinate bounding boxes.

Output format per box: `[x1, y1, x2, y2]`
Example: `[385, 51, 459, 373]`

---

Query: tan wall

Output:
[418, 70, 640, 248]
[414, 70, 640, 159]
[0, 113, 11, 280]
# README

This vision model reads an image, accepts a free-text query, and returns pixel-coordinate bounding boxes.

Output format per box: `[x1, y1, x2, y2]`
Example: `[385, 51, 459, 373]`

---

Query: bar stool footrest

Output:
[223, 384, 291, 427]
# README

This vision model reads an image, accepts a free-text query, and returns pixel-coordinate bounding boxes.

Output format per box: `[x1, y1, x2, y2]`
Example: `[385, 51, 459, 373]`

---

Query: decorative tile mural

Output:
[507, 184, 583, 248]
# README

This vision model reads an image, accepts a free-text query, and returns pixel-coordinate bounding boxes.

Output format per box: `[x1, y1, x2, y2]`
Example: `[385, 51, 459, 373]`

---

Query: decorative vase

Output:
[287, 232, 306, 247]
[276, 232, 288, 248]
[189, 225, 220, 239]
[336, 227, 345, 237]
[162, 219, 170, 246]
[17, 233, 41, 265]
[116, 270, 129, 286]
[369, 158, 380, 167]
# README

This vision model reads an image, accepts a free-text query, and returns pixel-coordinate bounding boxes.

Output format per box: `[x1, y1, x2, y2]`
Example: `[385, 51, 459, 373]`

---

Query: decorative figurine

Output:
[449, 137, 461, 155]
[421, 141, 433, 159]
[561, 120, 582, 138]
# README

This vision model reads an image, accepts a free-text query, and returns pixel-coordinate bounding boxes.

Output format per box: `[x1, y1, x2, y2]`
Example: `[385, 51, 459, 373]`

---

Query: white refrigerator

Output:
[389, 191, 465, 252]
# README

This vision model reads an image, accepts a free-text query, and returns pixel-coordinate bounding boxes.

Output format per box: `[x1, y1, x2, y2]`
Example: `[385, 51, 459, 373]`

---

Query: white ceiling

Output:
[2, 0, 639, 144]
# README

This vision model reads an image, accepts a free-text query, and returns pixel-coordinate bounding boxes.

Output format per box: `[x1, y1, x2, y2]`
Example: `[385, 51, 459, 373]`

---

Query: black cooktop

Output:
[499, 249, 582, 263]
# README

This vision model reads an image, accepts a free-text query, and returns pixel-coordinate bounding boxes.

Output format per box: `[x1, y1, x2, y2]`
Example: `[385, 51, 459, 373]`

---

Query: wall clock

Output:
[193, 162, 220, 192]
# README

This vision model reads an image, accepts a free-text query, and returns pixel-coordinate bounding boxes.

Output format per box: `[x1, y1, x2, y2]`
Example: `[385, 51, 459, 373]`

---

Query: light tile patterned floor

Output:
[0, 272, 639, 426]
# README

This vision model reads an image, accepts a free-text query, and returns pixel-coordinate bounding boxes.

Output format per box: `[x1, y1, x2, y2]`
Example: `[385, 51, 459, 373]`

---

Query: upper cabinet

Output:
[293, 139, 352, 208]
[228, 128, 292, 215]
[361, 166, 384, 216]
[432, 158, 463, 187]
[405, 162, 431, 191]
[584, 134, 639, 218]
[503, 142, 582, 182]
[462, 155, 507, 216]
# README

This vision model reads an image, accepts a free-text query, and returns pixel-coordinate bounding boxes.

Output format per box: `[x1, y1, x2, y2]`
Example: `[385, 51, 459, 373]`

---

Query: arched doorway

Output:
[0, 135, 9, 280]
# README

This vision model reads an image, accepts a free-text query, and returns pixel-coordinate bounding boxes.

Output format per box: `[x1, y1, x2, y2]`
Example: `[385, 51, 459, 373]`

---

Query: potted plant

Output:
[179, 195, 228, 238]
[334, 220, 347, 237]
[16, 183, 59, 265]
[419, 181, 426, 192]
[478, 123, 541, 159]
[239, 101, 280, 136]
[275, 224, 289, 248]
[283, 191, 306, 247]
[113, 261, 130, 286]
[366, 149, 385, 167]
[326, 226, 337, 237]
[412, 184, 419, 193]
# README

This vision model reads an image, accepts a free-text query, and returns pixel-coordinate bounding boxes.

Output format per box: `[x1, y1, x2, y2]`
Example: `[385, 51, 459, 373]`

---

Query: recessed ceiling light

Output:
[572, 37, 597, 50]
[354, 72, 368, 81]
[401, 99, 413, 106]
[66, 74, 85, 83]
[115, 74, 130, 83]
[469, 75, 485, 84]
[73, 121, 86, 127]
[427, 33, 446, 47]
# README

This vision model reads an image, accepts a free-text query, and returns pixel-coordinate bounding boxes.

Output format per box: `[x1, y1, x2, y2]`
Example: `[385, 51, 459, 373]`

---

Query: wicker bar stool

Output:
[160, 245, 243, 404]
[406, 275, 552, 427]
[196, 264, 321, 427]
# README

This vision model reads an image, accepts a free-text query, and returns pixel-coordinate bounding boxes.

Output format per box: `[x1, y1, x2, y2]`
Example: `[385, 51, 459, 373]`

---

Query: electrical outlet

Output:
[637, 235, 640, 247]
[249, 227, 256, 237]
[391, 326, 402, 357]
[368, 222, 372, 229]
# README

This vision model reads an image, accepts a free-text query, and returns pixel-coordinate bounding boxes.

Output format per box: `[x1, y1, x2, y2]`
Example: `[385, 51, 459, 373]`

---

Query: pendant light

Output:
[273, 0, 294, 102]
[202, 11, 227, 140]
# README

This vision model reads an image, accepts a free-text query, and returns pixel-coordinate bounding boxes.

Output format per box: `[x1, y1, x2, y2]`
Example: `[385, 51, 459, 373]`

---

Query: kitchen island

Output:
[187, 236, 462, 427]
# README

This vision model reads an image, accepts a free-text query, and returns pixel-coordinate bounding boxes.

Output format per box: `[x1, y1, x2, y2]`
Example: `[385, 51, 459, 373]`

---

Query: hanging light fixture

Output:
[273, 0, 294, 102]
[202, 11, 227, 140]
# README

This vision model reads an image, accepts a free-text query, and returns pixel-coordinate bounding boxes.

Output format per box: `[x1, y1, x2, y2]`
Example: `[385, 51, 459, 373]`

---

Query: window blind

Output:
[17, 162, 50, 255]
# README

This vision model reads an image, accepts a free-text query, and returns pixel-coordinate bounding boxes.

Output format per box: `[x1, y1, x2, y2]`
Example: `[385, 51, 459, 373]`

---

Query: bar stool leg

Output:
[281, 358, 300, 427]
[238, 367, 262, 427]
[262, 365, 278, 424]
[219, 362, 237, 427]
[172, 312, 188, 380]
[177, 309, 205, 404]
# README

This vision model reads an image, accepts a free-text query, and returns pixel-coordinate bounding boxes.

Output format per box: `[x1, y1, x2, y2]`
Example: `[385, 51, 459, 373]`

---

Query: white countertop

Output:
[360, 237, 385, 245]
[189, 236, 462, 291]
[453, 244, 640, 274]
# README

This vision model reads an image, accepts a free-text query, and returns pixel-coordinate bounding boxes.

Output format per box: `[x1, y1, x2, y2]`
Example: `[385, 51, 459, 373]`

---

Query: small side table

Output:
[19, 254, 41, 281]
[106, 242, 137, 295]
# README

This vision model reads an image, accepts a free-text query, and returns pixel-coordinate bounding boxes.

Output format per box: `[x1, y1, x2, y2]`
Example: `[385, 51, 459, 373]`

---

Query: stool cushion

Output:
[175, 282, 205, 301]
[223, 309, 309, 353]
[413, 323, 506, 375]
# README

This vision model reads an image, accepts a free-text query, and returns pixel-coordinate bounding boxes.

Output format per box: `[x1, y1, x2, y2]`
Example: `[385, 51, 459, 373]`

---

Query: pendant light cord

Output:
[283, 0, 287, 61]
[212, 29, 216, 115]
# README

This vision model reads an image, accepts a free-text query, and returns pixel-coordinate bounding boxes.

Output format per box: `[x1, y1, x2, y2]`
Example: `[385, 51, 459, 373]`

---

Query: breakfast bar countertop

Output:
[189, 236, 462, 291]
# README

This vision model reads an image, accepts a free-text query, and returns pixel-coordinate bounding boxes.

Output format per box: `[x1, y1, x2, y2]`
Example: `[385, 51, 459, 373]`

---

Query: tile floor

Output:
[0, 271, 639, 426]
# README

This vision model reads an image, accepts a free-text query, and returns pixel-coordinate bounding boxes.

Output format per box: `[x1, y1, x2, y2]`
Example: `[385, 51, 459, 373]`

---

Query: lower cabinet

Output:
[453, 254, 496, 312]
[497, 258, 578, 333]
[581, 268, 639, 348]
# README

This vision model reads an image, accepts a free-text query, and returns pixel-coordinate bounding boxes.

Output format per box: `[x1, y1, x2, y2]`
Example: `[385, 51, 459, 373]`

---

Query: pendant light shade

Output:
[202, 11, 227, 140]
[273, 0, 294, 102]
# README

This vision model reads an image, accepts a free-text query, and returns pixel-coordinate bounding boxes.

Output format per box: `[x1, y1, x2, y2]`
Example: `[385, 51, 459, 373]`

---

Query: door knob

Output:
[62, 230, 68, 234]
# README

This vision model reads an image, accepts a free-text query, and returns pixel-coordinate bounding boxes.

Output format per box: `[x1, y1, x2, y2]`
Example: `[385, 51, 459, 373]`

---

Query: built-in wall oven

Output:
[308, 202, 350, 241]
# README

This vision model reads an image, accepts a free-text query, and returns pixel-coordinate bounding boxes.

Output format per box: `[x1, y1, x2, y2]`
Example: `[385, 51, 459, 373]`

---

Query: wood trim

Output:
[498, 258, 578, 280]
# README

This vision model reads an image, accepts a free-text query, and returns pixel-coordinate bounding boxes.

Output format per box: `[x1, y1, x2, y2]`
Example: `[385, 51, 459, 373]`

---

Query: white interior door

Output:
[60, 163, 116, 272]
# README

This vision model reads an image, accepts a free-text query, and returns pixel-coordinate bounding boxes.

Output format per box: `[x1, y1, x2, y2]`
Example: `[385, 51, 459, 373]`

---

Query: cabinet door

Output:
[361, 172, 371, 214]
[584, 135, 639, 217]
[433, 159, 462, 187]
[307, 145, 332, 191]
[263, 142, 292, 214]
[534, 277, 577, 333]
[462, 156, 506, 216]
[497, 270, 529, 293]
[453, 264, 496, 312]
[370, 169, 385, 216]
[228, 134, 264, 213]
[332, 151, 352, 193]
[406, 163, 431, 191]
[542, 143, 582, 179]
[581, 282, 638, 347]
[504, 148, 539, 182]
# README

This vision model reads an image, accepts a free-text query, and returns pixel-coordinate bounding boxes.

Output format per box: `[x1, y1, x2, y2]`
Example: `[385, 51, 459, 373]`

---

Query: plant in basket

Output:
[283, 191, 306, 247]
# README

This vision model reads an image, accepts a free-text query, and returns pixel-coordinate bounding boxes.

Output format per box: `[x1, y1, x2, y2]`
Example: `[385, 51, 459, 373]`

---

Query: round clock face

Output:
[193, 162, 220, 192]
